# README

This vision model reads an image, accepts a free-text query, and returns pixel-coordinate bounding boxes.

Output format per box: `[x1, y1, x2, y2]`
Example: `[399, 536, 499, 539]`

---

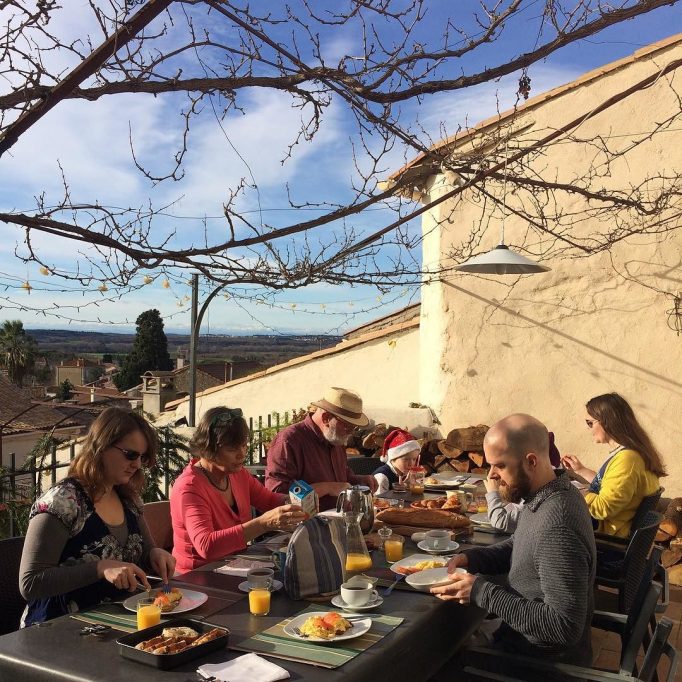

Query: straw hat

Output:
[311, 387, 369, 427]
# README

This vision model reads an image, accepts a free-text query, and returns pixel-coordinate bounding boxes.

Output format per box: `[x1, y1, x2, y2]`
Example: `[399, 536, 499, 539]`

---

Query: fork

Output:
[383, 574, 406, 595]
[161, 583, 172, 594]
[292, 627, 309, 638]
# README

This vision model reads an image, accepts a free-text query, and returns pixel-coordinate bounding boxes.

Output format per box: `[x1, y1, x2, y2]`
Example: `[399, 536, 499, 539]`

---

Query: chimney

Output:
[176, 352, 186, 370]
[90, 387, 96, 403]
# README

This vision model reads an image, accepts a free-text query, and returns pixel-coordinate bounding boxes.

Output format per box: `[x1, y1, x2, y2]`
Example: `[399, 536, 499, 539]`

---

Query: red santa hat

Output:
[381, 428, 420, 463]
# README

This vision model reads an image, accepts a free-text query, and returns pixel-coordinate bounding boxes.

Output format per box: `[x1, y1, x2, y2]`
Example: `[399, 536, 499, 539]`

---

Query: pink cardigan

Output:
[171, 459, 286, 574]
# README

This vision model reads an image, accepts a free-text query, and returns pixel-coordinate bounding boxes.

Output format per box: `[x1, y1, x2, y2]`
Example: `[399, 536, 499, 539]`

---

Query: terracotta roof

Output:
[164, 317, 420, 410]
[343, 303, 420, 337]
[0, 376, 83, 434]
[389, 33, 682, 186]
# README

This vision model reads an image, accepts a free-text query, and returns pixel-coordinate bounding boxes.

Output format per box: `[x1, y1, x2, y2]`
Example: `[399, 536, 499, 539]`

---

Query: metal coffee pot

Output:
[336, 485, 374, 534]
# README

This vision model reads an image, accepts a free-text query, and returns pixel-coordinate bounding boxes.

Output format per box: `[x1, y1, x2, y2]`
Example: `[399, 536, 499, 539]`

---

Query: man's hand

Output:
[430, 569, 477, 604]
[365, 475, 378, 493]
[484, 476, 499, 493]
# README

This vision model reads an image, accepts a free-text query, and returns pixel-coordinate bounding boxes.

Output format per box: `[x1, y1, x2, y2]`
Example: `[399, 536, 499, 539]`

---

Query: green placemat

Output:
[232, 605, 403, 669]
[71, 604, 138, 632]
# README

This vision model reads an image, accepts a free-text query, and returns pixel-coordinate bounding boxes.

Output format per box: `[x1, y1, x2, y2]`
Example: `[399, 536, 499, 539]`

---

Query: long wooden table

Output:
[0, 540, 488, 682]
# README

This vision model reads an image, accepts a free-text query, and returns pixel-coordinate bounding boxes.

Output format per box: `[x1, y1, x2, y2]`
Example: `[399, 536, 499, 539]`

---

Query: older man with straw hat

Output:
[265, 387, 378, 510]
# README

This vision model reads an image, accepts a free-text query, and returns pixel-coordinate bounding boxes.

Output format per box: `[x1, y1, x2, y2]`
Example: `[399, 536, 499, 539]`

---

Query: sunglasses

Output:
[112, 444, 149, 465]
[585, 419, 597, 428]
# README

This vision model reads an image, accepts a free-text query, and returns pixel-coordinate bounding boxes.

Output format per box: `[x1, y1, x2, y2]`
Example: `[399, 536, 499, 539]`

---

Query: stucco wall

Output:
[418, 40, 682, 494]
[172, 325, 428, 430]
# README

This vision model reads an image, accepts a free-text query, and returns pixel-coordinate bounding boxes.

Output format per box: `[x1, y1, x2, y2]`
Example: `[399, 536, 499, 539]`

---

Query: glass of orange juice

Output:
[384, 534, 404, 563]
[248, 587, 272, 616]
[136, 598, 161, 630]
[475, 495, 488, 514]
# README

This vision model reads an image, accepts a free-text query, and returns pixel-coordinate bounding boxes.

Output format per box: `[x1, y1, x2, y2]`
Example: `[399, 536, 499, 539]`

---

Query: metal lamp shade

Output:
[454, 244, 550, 274]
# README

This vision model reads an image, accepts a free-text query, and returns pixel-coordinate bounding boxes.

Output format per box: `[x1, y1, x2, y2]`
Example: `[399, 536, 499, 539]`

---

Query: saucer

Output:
[237, 579, 283, 593]
[331, 594, 384, 611]
[417, 540, 460, 555]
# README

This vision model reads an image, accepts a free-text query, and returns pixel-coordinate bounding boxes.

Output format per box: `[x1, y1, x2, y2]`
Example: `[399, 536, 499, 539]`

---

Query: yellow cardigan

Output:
[584, 448, 660, 538]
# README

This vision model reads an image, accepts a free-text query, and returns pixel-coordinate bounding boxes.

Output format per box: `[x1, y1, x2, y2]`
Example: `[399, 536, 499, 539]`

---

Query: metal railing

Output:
[0, 413, 295, 538]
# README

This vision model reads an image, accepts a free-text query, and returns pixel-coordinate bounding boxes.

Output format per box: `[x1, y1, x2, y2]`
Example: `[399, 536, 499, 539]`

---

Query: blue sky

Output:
[0, 1, 680, 335]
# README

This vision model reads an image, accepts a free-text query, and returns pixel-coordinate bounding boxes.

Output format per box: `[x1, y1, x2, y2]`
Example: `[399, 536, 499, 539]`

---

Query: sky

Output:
[0, 1, 680, 336]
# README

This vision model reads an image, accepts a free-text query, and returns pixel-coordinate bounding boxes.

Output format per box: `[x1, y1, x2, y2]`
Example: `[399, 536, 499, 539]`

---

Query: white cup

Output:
[340, 581, 378, 607]
[424, 529, 451, 550]
[247, 568, 274, 590]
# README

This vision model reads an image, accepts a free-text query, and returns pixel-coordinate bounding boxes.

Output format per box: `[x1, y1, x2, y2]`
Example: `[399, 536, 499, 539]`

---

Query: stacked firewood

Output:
[420, 425, 489, 475]
[656, 498, 682, 585]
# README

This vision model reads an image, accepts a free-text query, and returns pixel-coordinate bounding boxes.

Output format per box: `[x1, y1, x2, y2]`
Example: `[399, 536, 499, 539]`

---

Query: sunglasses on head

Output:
[112, 444, 148, 464]
[585, 419, 597, 428]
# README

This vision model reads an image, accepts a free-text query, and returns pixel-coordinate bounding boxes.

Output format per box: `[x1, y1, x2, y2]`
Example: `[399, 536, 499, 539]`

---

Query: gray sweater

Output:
[467, 472, 596, 665]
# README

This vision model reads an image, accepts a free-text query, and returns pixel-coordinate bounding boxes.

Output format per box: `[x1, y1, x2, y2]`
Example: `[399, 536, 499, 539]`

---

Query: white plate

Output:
[423, 476, 465, 490]
[389, 553, 448, 575]
[123, 588, 208, 614]
[469, 513, 492, 526]
[238, 579, 283, 593]
[417, 540, 460, 555]
[330, 594, 384, 611]
[406, 567, 467, 591]
[283, 613, 371, 643]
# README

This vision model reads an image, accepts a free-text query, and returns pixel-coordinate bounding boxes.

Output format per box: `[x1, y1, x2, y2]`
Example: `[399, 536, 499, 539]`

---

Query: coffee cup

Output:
[247, 567, 274, 590]
[424, 529, 451, 550]
[340, 580, 378, 607]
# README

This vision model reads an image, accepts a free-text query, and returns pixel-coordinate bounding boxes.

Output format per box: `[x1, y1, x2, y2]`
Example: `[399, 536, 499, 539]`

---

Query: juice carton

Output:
[289, 480, 318, 517]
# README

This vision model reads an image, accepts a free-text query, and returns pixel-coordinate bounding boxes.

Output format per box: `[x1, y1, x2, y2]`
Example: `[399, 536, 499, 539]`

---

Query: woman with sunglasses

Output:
[561, 392, 665, 538]
[170, 406, 308, 573]
[19, 407, 175, 625]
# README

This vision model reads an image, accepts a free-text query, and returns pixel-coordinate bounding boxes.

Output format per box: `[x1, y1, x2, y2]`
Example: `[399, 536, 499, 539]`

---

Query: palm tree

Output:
[0, 320, 35, 387]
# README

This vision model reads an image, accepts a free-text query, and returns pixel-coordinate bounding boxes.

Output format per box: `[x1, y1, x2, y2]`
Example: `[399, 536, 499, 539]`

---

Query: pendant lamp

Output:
[454, 138, 550, 275]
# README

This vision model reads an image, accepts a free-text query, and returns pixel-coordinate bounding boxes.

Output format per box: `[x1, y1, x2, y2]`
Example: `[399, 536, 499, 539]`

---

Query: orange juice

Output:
[384, 539, 404, 562]
[345, 552, 373, 573]
[248, 588, 271, 615]
[409, 484, 425, 495]
[477, 505, 488, 514]
[136, 604, 161, 630]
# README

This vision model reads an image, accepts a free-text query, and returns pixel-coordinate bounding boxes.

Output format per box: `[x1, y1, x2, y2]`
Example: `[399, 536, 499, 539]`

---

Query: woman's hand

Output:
[149, 548, 176, 583]
[97, 560, 149, 592]
[259, 504, 309, 532]
[561, 454, 583, 472]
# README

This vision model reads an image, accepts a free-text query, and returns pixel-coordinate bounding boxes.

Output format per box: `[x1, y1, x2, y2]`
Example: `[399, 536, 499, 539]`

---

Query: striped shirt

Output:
[467, 472, 596, 664]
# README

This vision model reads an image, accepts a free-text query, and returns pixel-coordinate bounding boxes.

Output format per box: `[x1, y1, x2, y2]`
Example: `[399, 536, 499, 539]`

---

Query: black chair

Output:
[462, 582, 678, 682]
[0, 535, 26, 635]
[347, 457, 381, 476]
[594, 487, 663, 548]
[595, 510, 663, 613]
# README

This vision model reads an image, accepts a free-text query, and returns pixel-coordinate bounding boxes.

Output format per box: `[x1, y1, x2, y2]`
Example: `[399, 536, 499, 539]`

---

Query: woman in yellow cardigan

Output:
[562, 392, 665, 538]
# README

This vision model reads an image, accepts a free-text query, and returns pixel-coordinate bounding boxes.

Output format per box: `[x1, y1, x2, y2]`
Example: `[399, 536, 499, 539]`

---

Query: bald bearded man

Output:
[432, 414, 596, 676]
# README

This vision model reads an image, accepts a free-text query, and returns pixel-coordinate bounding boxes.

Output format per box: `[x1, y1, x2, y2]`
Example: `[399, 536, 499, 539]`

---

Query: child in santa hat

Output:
[373, 428, 421, 495]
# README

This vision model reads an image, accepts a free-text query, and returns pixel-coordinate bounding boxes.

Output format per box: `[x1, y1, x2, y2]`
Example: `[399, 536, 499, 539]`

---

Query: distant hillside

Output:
[28, 329, 342, 365]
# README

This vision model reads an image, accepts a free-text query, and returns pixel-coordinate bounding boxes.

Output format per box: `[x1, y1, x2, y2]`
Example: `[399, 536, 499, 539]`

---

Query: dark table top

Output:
[0, 547, 486, 682]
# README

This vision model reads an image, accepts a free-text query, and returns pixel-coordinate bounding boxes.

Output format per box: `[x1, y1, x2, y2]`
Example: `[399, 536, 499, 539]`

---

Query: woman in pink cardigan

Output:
[171, 406, 308, 574]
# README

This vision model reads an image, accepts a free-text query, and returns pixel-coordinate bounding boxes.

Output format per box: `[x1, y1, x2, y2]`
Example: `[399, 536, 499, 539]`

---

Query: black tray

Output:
[117, 618, 229, 670]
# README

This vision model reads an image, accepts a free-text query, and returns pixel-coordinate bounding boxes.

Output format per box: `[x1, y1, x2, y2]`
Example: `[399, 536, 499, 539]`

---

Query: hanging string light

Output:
[143, 275, 153, 284]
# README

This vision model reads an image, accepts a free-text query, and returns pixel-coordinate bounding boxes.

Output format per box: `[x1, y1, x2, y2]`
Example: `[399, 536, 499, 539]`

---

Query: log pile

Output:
[656, 497, 682, 585]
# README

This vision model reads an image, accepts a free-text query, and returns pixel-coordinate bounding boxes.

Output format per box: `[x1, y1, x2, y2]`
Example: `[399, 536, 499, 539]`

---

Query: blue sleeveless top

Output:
[24, 477, 145, 626]
[373, 462, 400, 488]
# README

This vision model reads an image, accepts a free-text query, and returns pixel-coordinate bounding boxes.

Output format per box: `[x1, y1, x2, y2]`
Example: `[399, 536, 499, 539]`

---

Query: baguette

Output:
[191, 628, 225, 646]
[376, 506, 471, 529]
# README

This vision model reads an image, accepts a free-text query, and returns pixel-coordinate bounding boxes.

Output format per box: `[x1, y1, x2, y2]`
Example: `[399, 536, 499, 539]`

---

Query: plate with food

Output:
[405, 567, 466, 591]
[411, 497, 461, 512]
[390, 553, 447, 576]
[423, 476, 466, 491]
[123, 588, 208, 615]
[469, 513, 492, 527]
[283, 612, 371, 643]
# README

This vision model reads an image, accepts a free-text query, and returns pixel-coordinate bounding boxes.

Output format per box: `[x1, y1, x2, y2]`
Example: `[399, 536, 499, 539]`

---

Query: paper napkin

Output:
[198, 653, 290, 682]
[214, 557, 275, 577]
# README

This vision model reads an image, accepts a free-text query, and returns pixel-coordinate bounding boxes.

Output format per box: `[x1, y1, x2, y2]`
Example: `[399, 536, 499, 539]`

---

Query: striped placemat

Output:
[71, 604, 138, 632]
[232, 606, 403, 668]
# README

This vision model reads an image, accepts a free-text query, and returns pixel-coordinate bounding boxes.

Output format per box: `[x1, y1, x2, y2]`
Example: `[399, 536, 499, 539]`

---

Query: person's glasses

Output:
[585, 419, 597, 428]
[112, 444, 148, 464]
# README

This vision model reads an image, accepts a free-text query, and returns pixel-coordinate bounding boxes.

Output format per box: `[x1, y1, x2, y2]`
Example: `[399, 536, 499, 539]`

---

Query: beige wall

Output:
[172, 325, 428, 430]
[418, 40, 682, 494]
